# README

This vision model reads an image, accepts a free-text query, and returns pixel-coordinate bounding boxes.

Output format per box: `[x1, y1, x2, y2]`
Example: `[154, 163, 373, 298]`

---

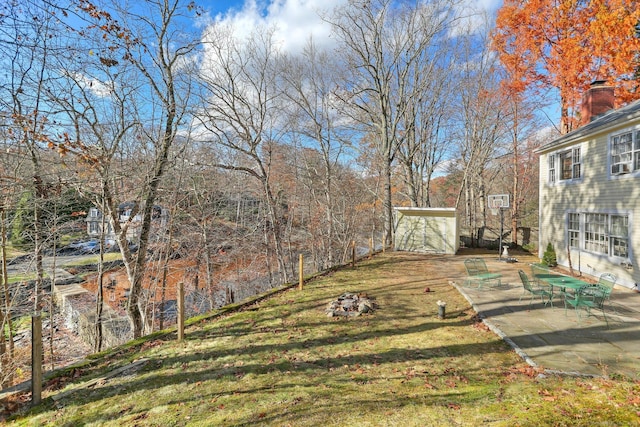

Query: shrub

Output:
[542, 243, 557, 267]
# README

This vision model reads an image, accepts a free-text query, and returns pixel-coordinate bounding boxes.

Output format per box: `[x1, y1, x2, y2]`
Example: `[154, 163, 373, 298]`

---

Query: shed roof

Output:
[394, 207, 457, 216]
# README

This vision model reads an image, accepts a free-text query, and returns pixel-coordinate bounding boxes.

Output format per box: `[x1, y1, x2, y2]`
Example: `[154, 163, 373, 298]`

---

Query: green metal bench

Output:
[463, 258, 502, 289]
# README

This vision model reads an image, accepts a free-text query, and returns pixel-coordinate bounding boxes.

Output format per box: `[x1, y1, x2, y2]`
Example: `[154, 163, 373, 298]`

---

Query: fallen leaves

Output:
[538, 389, 557, 402]
[502, 365, 543, 382]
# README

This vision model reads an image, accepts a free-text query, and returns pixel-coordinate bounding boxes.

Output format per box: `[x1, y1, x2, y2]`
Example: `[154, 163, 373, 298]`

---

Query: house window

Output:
[89, 222, 100, 234]
[635, 130, 640, 170]
[560, 151, 572, 179]
[548, 146, 581, 183]
[584, 213, 608, 255]
[610, 130, 640, 175]
[549, 154, 556, 183]
[568, 213, 580, 248]
[610, 215, 629, 258]
[611, 132, 633, 174]
[573, 147, 581, 178]
[89, 208, 99, 217]
[574, 212, 630, 258]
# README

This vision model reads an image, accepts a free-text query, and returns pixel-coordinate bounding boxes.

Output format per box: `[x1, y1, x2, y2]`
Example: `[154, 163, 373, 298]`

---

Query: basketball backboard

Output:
[487, 194, 510, 210]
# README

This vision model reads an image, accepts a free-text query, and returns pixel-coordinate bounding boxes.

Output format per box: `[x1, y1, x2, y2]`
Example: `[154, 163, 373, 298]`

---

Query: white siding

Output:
[539, 124, 640, 288]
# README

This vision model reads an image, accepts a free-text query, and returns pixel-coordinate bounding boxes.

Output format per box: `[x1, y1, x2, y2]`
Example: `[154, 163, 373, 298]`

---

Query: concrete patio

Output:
[451, 250, 640, 379]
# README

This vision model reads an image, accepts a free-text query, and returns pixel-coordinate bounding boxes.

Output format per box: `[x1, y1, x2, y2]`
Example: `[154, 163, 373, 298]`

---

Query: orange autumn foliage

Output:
[493, 0, 640, 133]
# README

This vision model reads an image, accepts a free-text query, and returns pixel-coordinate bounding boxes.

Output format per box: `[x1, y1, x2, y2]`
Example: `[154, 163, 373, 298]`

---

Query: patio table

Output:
[534, 274, 591, 301]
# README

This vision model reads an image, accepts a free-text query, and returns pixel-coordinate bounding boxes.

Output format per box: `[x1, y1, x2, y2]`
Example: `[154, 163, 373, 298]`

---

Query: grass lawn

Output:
[6, 252, 640, 426]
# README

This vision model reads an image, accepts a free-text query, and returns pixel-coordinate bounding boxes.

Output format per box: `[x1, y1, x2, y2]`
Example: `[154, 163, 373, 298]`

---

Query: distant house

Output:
[536, 81, 640, 289]
[86, 202, 169, 243]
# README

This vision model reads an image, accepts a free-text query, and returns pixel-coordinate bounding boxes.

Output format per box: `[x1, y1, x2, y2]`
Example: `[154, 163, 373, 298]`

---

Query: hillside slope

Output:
[6, 252, 640, 426]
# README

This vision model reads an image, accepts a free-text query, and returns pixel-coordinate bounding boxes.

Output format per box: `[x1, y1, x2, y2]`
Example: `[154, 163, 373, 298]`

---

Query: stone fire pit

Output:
[325, 292, 376, 317]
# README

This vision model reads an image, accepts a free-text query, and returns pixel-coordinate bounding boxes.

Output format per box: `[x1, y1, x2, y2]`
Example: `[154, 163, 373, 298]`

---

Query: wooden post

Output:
[298, 254, 304, 291]
[31, 315, 42, 405]
[177, 282, 184, 341]
[351, 240, 356, 267]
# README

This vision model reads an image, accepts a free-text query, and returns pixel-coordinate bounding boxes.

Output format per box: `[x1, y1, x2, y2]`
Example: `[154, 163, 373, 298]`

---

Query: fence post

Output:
[177, 282, 184, 341]
[299, 254, 304, 291]
[31, 315, 42, 405]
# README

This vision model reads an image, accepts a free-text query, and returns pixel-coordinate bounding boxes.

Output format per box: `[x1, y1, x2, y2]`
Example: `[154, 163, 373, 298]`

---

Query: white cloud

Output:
[210, 0, 343, 54]
[207, 0, 501, 55]
[71, 72, 113, 97]
[449, 0, 502, 37]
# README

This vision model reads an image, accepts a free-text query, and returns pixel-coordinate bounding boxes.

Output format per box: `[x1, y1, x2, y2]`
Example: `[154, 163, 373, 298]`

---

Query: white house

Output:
[394, 207, 460, 255]
[536, 81, 640, 289]
[86, 201, 169, 243]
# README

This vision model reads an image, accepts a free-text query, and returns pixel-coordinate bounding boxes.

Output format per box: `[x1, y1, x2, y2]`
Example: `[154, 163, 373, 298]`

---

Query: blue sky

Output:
[199, 0, 558, 128]
[197, 0, 504, 55]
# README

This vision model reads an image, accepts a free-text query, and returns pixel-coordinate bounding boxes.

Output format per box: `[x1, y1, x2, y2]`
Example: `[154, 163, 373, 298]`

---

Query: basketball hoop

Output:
[489, 199, 503, 216]
[488, 194, 509, 216]
[488, 194, 510, 260]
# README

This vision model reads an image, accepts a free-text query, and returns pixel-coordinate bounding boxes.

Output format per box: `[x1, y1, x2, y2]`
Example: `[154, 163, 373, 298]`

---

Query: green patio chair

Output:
[518, 270, 553, 307]
[529, 264, 550, 282]
[597, 273, 616, 297]
[564, 284, 611, 326]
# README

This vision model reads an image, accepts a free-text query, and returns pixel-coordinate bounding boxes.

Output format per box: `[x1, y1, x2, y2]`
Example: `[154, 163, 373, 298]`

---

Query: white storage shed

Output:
[394, 207, 460, 255]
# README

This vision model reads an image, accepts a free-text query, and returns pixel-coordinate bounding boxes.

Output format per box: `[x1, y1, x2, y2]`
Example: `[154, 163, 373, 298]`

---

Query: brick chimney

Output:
[580, 80, 614, 126]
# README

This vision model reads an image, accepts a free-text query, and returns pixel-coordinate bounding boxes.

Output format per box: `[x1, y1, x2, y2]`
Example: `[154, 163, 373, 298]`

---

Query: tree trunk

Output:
[512, 142, 519, 247]
[0, 206, 12, 387]
[511, 103, 520, 246]
[95, 241, 104, 353]
[33, 197, 43, 313]
[263, 178, 289, 284]
[383, 155, 394, 248]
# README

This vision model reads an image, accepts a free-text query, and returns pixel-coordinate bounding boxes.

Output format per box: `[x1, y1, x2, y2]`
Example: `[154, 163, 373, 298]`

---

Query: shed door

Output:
[422, 217, 447, 253]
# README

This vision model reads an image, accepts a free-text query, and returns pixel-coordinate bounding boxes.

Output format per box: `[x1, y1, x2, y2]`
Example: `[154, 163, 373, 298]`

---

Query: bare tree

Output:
[500, 89, 544, 246]
[196, 25, 291, 284]
[278, 40, 357, 269]
[48, 0, 201, 338]
[328, 0, 459, 246]
[177, 159, 226, 308]
[451, 23, 509, 245]
[0, 0, 63, 316]
[0, 0, 67, 382]
[395, 39, 455, 208]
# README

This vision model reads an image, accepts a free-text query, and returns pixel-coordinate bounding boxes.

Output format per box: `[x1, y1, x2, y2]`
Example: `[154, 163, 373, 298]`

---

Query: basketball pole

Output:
[499, 207, 504, 260]
[488, 194, 509, 261]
